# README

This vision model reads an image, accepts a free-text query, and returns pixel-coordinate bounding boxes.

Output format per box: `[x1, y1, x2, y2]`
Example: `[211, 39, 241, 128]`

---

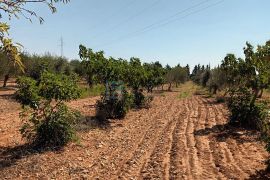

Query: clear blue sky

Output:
[5, 0, 270, 68]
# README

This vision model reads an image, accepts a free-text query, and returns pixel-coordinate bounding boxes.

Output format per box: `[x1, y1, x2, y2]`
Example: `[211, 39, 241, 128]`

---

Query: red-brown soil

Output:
[0, 88, 269, 179]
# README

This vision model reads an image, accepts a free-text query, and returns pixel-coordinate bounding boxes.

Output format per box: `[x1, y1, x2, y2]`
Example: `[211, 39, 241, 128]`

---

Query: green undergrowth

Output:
[177, 81, 203, 99]
[80, 84, 105, 98]
[178, 91, 190, 99]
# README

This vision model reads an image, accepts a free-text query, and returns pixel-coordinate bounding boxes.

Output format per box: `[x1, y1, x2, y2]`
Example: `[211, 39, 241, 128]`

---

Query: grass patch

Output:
[80, 84, 104, 98]
[175, 81, 203, 99]
[160, 92, 166, 97]
[178, 91, 190, 99]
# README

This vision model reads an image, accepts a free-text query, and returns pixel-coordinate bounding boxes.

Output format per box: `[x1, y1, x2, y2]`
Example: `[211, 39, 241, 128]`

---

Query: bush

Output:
[133, 89, 145, 108]
[132, 89, 153, 109]
[16, 72, 82, 148]
[20, 103, 81, 147]
[96, 84, 133, 122]
[227, 88, 268, 129]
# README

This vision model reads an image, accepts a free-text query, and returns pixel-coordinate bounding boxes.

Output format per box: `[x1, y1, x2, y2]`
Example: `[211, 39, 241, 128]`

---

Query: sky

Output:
[4, 0, 270, 68]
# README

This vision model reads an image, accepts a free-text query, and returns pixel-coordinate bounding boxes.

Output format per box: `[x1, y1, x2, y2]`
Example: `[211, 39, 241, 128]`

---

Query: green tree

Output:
[16, 71, 81, 147]
[143, 61, 164, 92]
[165, 66, 188, 91]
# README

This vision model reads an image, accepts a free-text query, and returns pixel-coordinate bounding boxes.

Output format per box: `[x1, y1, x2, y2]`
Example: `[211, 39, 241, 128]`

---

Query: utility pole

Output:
[60, 37, 64, 57]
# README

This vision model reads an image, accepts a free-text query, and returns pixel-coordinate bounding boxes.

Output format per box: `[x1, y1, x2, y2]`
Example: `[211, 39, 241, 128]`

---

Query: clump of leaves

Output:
[16, 71, 82, 148]
[15, 76, 40, 109]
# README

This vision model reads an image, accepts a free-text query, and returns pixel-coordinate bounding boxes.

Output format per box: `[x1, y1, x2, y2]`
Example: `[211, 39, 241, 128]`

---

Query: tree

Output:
[243, 41, 270, 98]
[16, 71, 81, 147]
[143, 61, 164, 92]
[0, 52, 22, 87]
[185, 64, 190, 78]
[206, 67, 227, 94]
[220, 54, 242, 95]
[200, 70, 210, 87]
[69, 59, 88, 78]
[165, 66, 188, 91]
[0, 0, 69, 70]
[79, 45, 102, 87]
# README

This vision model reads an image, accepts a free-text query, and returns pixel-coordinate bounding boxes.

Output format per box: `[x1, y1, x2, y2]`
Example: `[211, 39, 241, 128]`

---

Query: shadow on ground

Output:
[247, 166, 270, 179]
[75, 115, 125, 133]
[194, 124, 261, 144]
[0, 143, 63, 169]
[0, 87, 16, 99]
[0, 116, 117, 170]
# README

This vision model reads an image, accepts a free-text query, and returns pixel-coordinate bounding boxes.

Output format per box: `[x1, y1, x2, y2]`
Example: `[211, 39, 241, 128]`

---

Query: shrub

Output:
[133, 89, 145, 108]
[20, 103, 81, 147]
[16, 72, 82, 148]
[132, 89, 153, 109]
[261, 119, 270, 153]
[96, 83, 133, 122]
[227, 88, 268, 129]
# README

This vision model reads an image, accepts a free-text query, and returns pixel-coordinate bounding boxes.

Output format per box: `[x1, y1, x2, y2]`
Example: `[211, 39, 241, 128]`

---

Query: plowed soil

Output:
[0, 85, 269, 179]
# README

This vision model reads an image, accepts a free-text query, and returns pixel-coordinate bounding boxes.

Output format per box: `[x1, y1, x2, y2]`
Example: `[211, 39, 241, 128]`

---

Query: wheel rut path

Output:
[86, 93, 268, 179]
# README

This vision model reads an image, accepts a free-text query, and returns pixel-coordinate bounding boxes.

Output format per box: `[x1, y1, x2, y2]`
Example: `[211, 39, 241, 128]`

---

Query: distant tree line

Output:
[0, 48, 190, 92]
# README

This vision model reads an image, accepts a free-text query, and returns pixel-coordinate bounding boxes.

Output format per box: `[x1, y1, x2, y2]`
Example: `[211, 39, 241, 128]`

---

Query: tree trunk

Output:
[3, 74, 9, 88]
[213, 85, 218, 94]
[258, 89, 264, 98]
[250, 89, 259, 107]
[168, 83, 172, 91]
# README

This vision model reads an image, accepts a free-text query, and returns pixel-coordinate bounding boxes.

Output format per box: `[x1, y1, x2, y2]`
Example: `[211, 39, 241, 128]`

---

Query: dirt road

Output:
[0, 88, 268, 179]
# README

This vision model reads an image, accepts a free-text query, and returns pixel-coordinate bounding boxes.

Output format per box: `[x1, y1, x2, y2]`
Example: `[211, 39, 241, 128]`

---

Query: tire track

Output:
[185, 97, 203, 179]
[139, 98, 188, 180]
[169, 98, 191, 179]
[193, 96, 225, 179]
[118, 96, 183, 179]
[139, 108, 180, 179]
[206, 97, 250, 179]
[88, 97, 173, 178]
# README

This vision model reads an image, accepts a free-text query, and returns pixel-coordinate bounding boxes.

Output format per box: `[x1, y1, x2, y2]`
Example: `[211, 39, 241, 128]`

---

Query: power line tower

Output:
[60, 37, 64, 57]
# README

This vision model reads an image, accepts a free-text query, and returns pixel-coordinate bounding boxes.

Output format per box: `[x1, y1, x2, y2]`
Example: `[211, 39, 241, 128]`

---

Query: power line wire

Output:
[94, 0, 224, 49]
[90, 0, 137, 31]
[136, 0, 225, 36]
[129, 0, 212, 36]
[92, 0, 162, 40]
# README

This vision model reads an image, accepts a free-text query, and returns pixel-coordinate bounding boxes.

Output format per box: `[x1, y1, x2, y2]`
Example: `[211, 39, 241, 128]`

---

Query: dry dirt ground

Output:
[0, 83, 269, 179]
